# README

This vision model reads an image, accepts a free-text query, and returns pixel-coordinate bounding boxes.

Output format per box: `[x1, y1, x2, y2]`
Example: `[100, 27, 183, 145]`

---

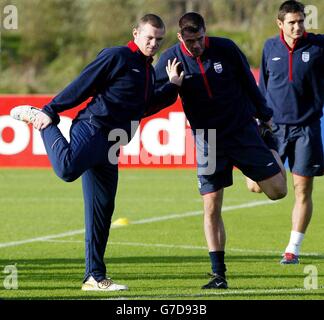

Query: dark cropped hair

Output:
[278, 1, 305, 21]
[137, 14, 165, 30]
[179, 12, 206, 35]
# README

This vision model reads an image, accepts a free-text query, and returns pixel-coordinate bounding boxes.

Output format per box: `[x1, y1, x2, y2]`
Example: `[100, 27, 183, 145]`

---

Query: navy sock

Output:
[209, 251, 226, 278]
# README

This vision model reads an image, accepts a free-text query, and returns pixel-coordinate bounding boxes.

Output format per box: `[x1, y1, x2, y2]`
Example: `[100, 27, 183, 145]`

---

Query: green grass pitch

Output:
[0, 168, 323, 300]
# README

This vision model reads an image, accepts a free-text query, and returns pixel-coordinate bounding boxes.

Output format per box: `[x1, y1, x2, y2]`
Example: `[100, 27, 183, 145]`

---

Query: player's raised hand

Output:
[10, 105, 53, 131]
[33, 111, 53, 130]
[166, 58, 184, 87]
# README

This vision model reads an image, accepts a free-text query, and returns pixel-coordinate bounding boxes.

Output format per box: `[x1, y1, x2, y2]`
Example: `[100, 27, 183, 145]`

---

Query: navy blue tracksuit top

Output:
[259, 32, 324, 125]
[42, 41, 178, 135]
[154, 37, 273, 140]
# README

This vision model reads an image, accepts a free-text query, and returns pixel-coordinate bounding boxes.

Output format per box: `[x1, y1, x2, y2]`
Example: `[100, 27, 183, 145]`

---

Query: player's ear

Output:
[133, 28, 138, 39]
[177, 32, 183, 42]
[277, 19, 283, 30]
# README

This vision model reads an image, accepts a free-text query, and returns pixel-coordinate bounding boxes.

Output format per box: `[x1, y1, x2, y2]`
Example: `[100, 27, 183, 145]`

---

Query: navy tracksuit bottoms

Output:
[41, 119, 118, 282]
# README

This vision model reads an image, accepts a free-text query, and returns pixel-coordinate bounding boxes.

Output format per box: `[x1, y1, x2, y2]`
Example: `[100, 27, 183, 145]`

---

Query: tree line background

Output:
[0, 0, 323, 94]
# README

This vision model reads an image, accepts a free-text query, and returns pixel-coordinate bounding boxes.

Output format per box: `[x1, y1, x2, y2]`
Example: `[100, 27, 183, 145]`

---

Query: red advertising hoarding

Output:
[0, 95, 196, 168]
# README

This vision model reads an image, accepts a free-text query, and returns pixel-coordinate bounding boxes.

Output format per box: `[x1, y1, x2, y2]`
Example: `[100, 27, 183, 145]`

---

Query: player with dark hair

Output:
[152, 12, 287, 289]
[259, 1, 324, 264]
[10, 14, 183, 291]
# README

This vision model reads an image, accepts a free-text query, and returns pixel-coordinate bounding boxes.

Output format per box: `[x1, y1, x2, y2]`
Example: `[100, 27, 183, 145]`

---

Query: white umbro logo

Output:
[185, 75, 193, 79]
[132, 68, 140, 73]
[313, 164, 320, 168]
[267, 162, 274, 167]
[272, 57, 281, 61]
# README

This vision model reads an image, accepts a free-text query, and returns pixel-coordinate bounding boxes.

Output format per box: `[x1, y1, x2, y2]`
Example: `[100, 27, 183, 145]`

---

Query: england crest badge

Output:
[213, 62, 223, 73]
[302, 52, 310, 62]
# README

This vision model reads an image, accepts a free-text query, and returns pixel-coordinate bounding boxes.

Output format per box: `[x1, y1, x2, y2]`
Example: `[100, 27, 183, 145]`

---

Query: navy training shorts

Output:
[197, 120, 281, 195]
[272, 120, 324, 177]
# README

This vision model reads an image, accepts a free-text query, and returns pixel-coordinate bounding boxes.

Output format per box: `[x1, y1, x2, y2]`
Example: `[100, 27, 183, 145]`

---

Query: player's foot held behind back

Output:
[10, 105, 41, 124]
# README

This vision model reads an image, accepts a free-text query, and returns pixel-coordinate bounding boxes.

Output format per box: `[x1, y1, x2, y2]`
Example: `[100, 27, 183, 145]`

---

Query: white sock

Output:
[285, 231, 304, 256]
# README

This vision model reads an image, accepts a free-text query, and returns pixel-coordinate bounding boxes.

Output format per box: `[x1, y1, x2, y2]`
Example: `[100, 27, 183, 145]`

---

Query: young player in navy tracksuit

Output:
[153, 12, 287, 289]
[259, 1, 324, 264]
[10, 14, 182, 291]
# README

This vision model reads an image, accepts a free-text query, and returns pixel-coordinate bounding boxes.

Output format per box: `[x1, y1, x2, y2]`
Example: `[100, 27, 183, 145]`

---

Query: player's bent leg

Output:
[41, 120, 107, 182]
[9, 105, 79, 181]
[272, 149, 287, 183]
[258, 171, 287, 200]
[41, 125, 81, 182]
[247, 149, 286, 194]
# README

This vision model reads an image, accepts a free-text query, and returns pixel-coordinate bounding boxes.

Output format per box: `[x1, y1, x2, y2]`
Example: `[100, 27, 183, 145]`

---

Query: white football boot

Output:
[81, 276, 128, 291]
[10, 105, 42, 124]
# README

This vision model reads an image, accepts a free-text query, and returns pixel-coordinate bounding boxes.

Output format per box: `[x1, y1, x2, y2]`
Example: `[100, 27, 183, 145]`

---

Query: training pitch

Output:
[0, 168, 323, 300]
